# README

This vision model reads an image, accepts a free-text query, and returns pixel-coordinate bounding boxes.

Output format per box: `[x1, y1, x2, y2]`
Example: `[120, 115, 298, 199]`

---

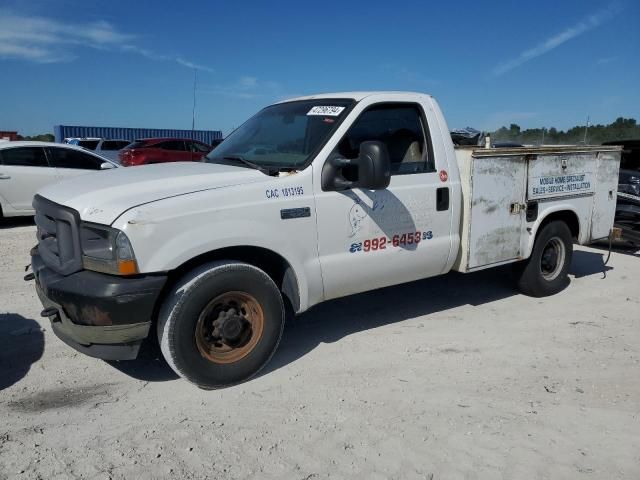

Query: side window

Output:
[191, 141, 210, 153]
[336, 103, 434, 175]
[0, 147, 49, 167]
[157, 141, 186, 151]
[101, 140, 130, 151]
[77, 140, 100, 150]
[49, 148, 103, 170]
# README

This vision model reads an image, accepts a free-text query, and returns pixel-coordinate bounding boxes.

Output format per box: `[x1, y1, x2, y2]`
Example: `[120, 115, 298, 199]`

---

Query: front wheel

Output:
[157, 261, 285, 388]
[516, 220, 573, 297]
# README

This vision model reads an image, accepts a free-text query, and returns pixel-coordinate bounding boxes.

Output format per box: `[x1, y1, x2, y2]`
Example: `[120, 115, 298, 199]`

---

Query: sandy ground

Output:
[1, 218, 639, 479]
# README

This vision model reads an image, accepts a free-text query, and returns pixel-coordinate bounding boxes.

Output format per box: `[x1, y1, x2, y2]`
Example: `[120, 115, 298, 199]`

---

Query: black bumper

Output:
[31, 252, 167, 360]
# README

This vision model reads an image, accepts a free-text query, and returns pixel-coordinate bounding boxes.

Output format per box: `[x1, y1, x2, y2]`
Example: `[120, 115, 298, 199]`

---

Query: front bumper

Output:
[31, 251, 167, 360]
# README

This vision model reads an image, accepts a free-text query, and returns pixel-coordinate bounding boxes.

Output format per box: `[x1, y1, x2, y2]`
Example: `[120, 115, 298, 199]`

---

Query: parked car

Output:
[118, 138, 212, 166]
[603, 140, 640, 245]
[94, 139, 131, 162]
[64, 137, 102, 149]
[63, 138, 131, 162]
[615, 169, 640, 245]
[0, 141, 116, 218]
[27, 92, 621, 388]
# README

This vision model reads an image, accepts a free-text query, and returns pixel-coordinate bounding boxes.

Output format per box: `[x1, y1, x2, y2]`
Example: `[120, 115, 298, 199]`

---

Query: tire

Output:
[157, 261, 285, 389]
[516, 220, 573, 297]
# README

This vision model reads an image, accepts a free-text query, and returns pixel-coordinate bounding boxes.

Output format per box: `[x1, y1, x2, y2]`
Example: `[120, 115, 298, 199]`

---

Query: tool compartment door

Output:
[467, 155, 527, 268]
[527, 153, 595, 201]
[590, 151, 619, 240]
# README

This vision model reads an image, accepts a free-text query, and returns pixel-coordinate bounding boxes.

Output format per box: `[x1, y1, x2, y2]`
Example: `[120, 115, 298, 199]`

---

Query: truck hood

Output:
[37, 162, 266, 225]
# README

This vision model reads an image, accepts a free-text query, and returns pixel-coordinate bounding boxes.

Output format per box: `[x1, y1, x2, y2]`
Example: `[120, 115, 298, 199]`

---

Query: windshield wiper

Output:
[221, 156, 279, 175]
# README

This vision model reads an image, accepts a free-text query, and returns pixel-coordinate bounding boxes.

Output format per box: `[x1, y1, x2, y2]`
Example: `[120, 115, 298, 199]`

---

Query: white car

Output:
[64, 138, 131, 162]
[63, 137, 102, 148]
[0, 141, 116, 218]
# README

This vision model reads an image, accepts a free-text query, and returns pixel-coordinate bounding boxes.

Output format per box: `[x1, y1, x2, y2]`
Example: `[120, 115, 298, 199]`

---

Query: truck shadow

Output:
[263, 265, 517, 378]
[0, 313, 45, 391]
[0, 216, 35, 229]
[105, 335, 179, 382]
[263, 250, 612, 379]
[103, 250, 611, 384]
[588, 243, 640, 258]
[570, 250, 614, 278]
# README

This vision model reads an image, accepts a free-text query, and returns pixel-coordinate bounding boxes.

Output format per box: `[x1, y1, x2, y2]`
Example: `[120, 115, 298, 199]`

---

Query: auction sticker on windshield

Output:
[307, 106, 345, 116]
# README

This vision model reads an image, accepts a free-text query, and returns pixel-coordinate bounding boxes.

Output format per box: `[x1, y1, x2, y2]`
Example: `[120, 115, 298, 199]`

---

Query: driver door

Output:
[314, 101, 453, 300]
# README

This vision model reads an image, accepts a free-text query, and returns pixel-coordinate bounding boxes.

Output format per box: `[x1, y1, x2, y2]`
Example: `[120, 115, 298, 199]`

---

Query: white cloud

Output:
[239, 76, 258, 88]
[202, 76, 284, 99]
[0, 42, 71, 63]
[596, 56, 617, 66]
[176, 57, 214, 73]
[0, 10, 212, 71]
[491, 2, 623, 76]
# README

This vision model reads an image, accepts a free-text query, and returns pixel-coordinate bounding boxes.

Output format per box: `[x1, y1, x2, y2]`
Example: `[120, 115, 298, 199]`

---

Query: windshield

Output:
[206, 99, 354, 169]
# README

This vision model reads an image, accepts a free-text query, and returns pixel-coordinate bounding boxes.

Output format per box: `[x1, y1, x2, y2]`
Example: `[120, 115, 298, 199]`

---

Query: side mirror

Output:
[321, 141, 391, 191]
[100, 162, 116, 170]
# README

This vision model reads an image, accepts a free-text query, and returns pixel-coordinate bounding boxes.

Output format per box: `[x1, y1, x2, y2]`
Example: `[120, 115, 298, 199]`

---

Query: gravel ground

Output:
[1, 219, 639, 479]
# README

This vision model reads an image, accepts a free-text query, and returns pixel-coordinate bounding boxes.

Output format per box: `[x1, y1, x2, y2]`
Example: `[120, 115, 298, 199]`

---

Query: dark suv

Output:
[603, 140, 640, 245]
[118, 138, 213, 166]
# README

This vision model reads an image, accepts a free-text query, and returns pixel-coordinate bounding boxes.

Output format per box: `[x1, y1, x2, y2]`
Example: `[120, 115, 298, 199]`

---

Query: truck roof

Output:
[279, 91, 433, 103]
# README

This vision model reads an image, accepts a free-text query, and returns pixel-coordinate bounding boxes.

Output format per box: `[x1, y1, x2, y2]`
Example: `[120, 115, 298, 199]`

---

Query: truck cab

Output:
[28, 92, 620, 388]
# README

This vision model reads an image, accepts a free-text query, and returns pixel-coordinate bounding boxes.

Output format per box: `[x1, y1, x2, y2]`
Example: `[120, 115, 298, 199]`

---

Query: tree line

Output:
[16, 133, 55, 142]
[16, 117, 640, 146]
[491, 117, 640, 145]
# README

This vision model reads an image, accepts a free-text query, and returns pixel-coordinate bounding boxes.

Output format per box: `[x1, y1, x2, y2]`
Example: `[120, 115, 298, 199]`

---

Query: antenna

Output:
[191, 68, 197, 134]
[583, 115, 590, 145]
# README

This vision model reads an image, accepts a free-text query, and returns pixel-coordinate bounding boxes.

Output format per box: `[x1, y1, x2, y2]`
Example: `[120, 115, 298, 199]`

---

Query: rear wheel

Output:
[157, 261, 285, 388]
[516, 220, 573, 297]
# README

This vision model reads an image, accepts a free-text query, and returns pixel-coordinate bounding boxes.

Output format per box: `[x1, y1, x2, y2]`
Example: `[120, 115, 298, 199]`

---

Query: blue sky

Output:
[1, 0, 638, 136]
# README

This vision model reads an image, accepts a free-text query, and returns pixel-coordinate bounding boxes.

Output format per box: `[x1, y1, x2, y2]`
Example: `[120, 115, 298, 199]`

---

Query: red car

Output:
[118, 138, 213, 166]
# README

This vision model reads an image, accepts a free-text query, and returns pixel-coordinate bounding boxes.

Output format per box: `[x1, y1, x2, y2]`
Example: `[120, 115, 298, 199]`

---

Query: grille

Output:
[33, 195, 83, 276]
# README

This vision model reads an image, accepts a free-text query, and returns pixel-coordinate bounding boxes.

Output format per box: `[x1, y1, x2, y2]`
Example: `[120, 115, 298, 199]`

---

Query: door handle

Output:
[436, 187, 449, 211]
[0, 174, 11, 180]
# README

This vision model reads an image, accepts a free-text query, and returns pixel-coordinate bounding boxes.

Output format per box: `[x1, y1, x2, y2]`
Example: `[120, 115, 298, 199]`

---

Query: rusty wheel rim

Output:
[195, 291, 264, 364]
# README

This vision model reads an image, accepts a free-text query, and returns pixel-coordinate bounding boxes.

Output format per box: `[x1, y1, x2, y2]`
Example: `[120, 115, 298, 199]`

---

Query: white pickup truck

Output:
[28, 92, 621, 388]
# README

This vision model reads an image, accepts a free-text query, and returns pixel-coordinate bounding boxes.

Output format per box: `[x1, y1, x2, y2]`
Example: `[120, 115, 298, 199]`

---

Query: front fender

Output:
[112, 189, 322, 312]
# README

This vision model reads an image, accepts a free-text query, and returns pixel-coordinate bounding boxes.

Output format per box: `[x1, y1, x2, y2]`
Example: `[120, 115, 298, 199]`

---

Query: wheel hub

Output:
[212, 308, 252, 347]
[539, 236, 565, 281]
[195, 291, 265, 364]
[541, 247, 558, 272]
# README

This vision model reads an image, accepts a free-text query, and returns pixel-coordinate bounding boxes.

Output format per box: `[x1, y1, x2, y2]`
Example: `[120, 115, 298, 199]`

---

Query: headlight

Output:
[80, 223, 139, 275]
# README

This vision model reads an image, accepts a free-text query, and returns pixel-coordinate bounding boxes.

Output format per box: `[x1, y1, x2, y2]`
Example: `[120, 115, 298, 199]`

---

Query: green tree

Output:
[17, 133, 55, 142]
[491, 117, 640, 145]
